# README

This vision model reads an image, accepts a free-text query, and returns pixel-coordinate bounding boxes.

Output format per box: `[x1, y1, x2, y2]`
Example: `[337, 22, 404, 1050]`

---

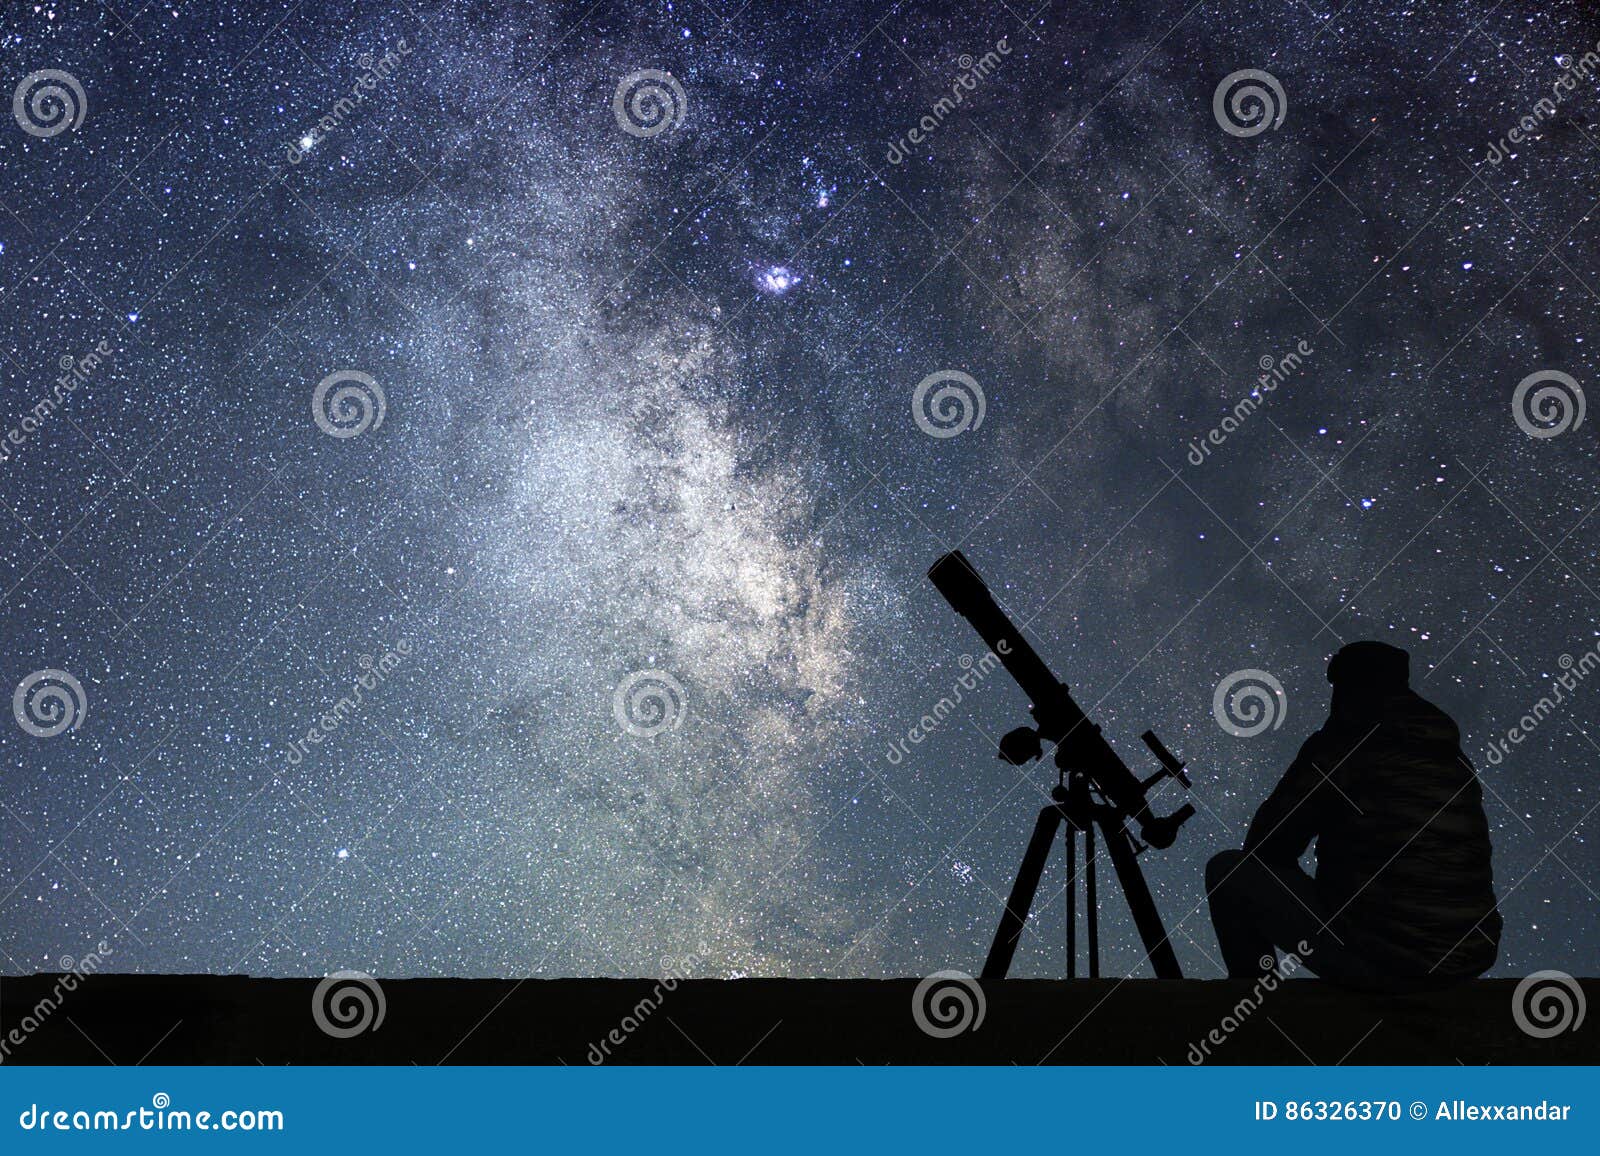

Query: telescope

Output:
[928, 550, 1195, 979]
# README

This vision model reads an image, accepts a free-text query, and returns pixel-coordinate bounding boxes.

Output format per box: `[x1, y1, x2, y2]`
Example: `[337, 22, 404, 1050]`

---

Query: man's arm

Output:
[1242, 733, 1332, 862]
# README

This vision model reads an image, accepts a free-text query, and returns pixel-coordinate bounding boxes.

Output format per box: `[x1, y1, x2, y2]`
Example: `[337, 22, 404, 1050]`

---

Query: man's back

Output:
[1287, 690, 1501, 977]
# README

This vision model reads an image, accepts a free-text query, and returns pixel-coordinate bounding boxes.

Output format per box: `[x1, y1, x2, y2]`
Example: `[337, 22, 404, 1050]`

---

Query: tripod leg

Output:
[1084, 818, 1099, 979]
[1099, 818, 1183, 979]
[1064, 818, 1076, 980]
[982, 804, 1063, 980]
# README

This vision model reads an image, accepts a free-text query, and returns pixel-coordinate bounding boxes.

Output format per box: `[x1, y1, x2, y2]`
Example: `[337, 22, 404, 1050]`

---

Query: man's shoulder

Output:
[1313, 692, 1462, 748]
[1300, 716, 1381, 755]
[1381, 690, 1462, 745]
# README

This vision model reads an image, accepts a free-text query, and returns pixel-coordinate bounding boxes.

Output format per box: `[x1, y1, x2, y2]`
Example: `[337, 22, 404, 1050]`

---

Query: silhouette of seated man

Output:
[1206, 641, 1501, 990]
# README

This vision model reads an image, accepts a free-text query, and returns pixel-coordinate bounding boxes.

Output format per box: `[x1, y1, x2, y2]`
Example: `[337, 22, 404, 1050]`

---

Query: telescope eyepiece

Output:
[1140, 804, 1196, 850]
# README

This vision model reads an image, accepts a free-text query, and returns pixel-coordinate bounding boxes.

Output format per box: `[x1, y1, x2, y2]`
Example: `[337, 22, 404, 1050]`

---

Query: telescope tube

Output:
[927, 550, 1179, 841]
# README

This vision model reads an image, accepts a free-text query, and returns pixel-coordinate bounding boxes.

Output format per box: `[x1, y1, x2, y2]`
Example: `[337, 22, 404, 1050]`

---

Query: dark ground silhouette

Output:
[2, 974, 1595, 1065]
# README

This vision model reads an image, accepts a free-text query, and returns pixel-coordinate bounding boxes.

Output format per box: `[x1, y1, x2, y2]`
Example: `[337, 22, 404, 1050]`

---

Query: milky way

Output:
[0, 1, 1596, 978]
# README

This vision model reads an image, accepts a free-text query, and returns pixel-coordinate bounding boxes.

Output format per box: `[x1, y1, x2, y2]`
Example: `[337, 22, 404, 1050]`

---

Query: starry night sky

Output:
[0, 0, 1596, 979]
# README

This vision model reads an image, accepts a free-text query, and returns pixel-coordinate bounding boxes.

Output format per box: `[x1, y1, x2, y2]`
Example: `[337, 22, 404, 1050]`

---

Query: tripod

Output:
[981, 765, 1184, 980]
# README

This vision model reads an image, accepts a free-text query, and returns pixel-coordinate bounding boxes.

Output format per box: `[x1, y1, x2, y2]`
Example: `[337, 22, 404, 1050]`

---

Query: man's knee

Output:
[1206, 848, 1247, 893]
